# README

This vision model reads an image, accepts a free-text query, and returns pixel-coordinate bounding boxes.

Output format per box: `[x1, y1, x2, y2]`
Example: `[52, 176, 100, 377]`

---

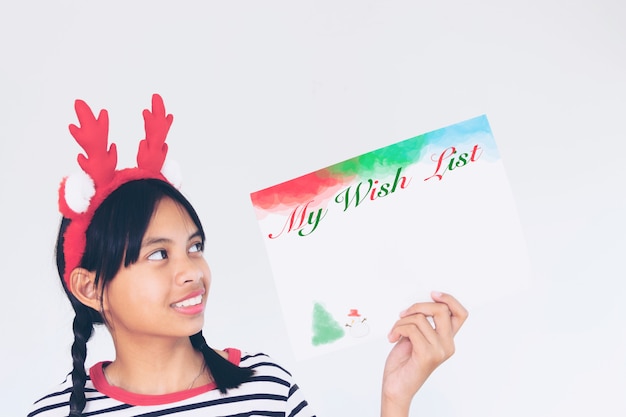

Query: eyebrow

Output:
[141, 230, 203, 248]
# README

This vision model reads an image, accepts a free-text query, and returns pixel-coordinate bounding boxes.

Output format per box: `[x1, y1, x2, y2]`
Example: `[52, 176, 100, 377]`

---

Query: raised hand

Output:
[381, 292, 468, 417]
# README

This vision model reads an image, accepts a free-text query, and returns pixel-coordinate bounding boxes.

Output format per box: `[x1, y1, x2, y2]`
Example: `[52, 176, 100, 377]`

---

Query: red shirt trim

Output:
[89, 348, 242, 406]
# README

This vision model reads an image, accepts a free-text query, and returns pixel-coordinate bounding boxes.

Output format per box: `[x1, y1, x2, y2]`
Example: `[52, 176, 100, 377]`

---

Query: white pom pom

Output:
[162, 158, 183, 189]
[64, 171, 95, 213]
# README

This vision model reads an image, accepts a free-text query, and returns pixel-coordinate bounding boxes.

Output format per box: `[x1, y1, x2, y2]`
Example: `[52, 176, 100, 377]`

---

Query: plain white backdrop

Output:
[1, 1, 625, 416]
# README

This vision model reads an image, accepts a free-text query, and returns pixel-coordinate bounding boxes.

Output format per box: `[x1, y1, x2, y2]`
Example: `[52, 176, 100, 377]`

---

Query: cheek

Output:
[129, 283, 170, 309]
[104, 277, 167, 315]
[199, 260, 212, 286]
[204, 276, 212, 297]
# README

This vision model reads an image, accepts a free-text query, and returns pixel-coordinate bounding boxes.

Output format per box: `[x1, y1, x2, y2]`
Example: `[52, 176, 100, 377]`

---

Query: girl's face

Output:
[100, 197, 211, 343]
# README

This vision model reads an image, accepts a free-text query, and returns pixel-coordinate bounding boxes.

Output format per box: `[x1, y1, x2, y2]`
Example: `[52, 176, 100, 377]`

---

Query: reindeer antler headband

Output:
[58, 94, 182, 291]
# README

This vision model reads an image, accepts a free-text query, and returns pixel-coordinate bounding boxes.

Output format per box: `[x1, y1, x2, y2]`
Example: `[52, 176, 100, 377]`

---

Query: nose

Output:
[174, 254, 205, 285]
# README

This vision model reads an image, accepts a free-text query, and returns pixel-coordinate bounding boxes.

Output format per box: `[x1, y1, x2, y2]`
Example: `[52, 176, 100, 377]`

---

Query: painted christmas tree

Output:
[311, 302, 345, 346]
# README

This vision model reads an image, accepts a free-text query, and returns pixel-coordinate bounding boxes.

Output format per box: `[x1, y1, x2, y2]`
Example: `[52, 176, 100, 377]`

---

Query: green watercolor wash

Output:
[311, 302, 345, 346]
[328, 134, 429, 179]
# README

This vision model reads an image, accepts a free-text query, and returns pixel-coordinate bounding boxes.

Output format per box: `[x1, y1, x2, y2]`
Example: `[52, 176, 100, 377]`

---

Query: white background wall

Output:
[2, 1, 625, 415]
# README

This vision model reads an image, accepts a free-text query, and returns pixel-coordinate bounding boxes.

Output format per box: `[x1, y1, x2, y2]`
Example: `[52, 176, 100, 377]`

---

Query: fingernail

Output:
[431, 291, 443, 298]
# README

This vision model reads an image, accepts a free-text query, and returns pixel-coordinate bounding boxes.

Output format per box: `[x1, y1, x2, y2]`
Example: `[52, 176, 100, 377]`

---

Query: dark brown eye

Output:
[189, 242, 203, 254]
[148, 249, 168, 260]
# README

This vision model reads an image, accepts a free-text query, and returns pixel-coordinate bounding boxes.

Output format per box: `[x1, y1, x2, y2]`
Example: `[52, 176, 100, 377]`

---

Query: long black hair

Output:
[55, 179, 254, 417]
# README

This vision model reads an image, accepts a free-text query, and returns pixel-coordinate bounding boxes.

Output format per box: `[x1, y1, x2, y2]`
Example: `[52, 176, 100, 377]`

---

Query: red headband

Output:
[58, 94, 181, 291]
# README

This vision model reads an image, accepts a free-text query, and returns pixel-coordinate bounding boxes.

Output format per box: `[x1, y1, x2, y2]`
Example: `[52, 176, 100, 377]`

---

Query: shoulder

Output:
[27, 353, 317, 417]
[233, 350, 297, 393]
[238, 350, 310, 392]
[27, 367, 107, 417]
[239, 351, 294, 376]
[236, 351, 317, 416]
[27, 373, 75, 417]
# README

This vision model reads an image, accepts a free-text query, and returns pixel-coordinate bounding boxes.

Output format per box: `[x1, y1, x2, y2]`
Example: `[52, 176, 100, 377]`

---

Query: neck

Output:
[104, 336, 211, 394]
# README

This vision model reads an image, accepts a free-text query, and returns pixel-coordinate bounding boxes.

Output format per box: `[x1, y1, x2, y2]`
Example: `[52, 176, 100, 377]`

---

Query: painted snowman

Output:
[345, 309, 370, 338]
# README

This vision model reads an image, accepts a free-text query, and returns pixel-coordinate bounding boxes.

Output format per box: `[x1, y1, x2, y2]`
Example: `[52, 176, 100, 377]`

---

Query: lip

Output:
[172, 288, 205, 305]
[171, 288, 206, 315]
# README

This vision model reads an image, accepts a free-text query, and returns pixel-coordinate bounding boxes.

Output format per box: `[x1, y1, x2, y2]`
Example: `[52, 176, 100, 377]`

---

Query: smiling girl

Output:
[27, 94, 467, 417]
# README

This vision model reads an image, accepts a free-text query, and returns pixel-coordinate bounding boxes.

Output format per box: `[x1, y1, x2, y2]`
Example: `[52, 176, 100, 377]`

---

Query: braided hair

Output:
[55, 179, 254, 416]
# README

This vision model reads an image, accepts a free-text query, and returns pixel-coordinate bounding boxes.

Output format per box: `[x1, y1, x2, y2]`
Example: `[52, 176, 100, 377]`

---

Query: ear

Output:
[70, 268, 101, 310]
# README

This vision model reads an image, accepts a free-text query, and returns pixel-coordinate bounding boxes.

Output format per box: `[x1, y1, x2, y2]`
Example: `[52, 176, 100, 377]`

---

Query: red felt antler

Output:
[137, 93, 173, 173]
[60, 94, 179, 291]
[68, 100, 118, 186]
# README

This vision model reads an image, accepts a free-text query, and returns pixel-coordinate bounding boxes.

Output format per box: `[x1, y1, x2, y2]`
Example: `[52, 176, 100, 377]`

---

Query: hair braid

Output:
[68, 302, 95, 417]
[189, 331, 255, 394]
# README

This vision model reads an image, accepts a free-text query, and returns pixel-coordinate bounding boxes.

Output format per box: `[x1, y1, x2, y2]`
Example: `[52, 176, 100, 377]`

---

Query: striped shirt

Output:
[28, 350, 315, 417]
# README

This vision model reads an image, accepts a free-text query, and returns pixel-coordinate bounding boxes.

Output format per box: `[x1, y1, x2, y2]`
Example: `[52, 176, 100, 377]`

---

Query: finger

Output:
[388, 314, 431, 345]
[391, 315, 453, 365]
[411, 313, 440, 346]
[389, 313, 438, 344]
[399, 302, 453, 337]
[430, 291, 469, 335]
[400, 301, 450, 319]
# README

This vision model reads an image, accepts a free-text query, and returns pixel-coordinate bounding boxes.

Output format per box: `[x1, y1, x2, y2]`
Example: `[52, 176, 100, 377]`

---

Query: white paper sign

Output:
[251, 115, 530, 360]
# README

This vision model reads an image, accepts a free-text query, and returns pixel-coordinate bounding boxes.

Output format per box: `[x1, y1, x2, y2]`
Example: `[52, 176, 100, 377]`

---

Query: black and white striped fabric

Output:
[28, 350, 315, 417]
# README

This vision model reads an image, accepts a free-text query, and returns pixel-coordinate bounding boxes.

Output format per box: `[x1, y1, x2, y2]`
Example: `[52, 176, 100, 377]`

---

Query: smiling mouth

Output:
[173, 294, 202, 308]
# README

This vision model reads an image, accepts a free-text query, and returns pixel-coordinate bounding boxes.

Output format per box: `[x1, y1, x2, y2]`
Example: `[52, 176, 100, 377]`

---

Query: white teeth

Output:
[174, 295, 202, 308]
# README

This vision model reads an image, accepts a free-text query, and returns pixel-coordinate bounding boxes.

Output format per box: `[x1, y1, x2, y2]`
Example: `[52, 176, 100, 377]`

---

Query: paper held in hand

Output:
[250, 115, 531, 360]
